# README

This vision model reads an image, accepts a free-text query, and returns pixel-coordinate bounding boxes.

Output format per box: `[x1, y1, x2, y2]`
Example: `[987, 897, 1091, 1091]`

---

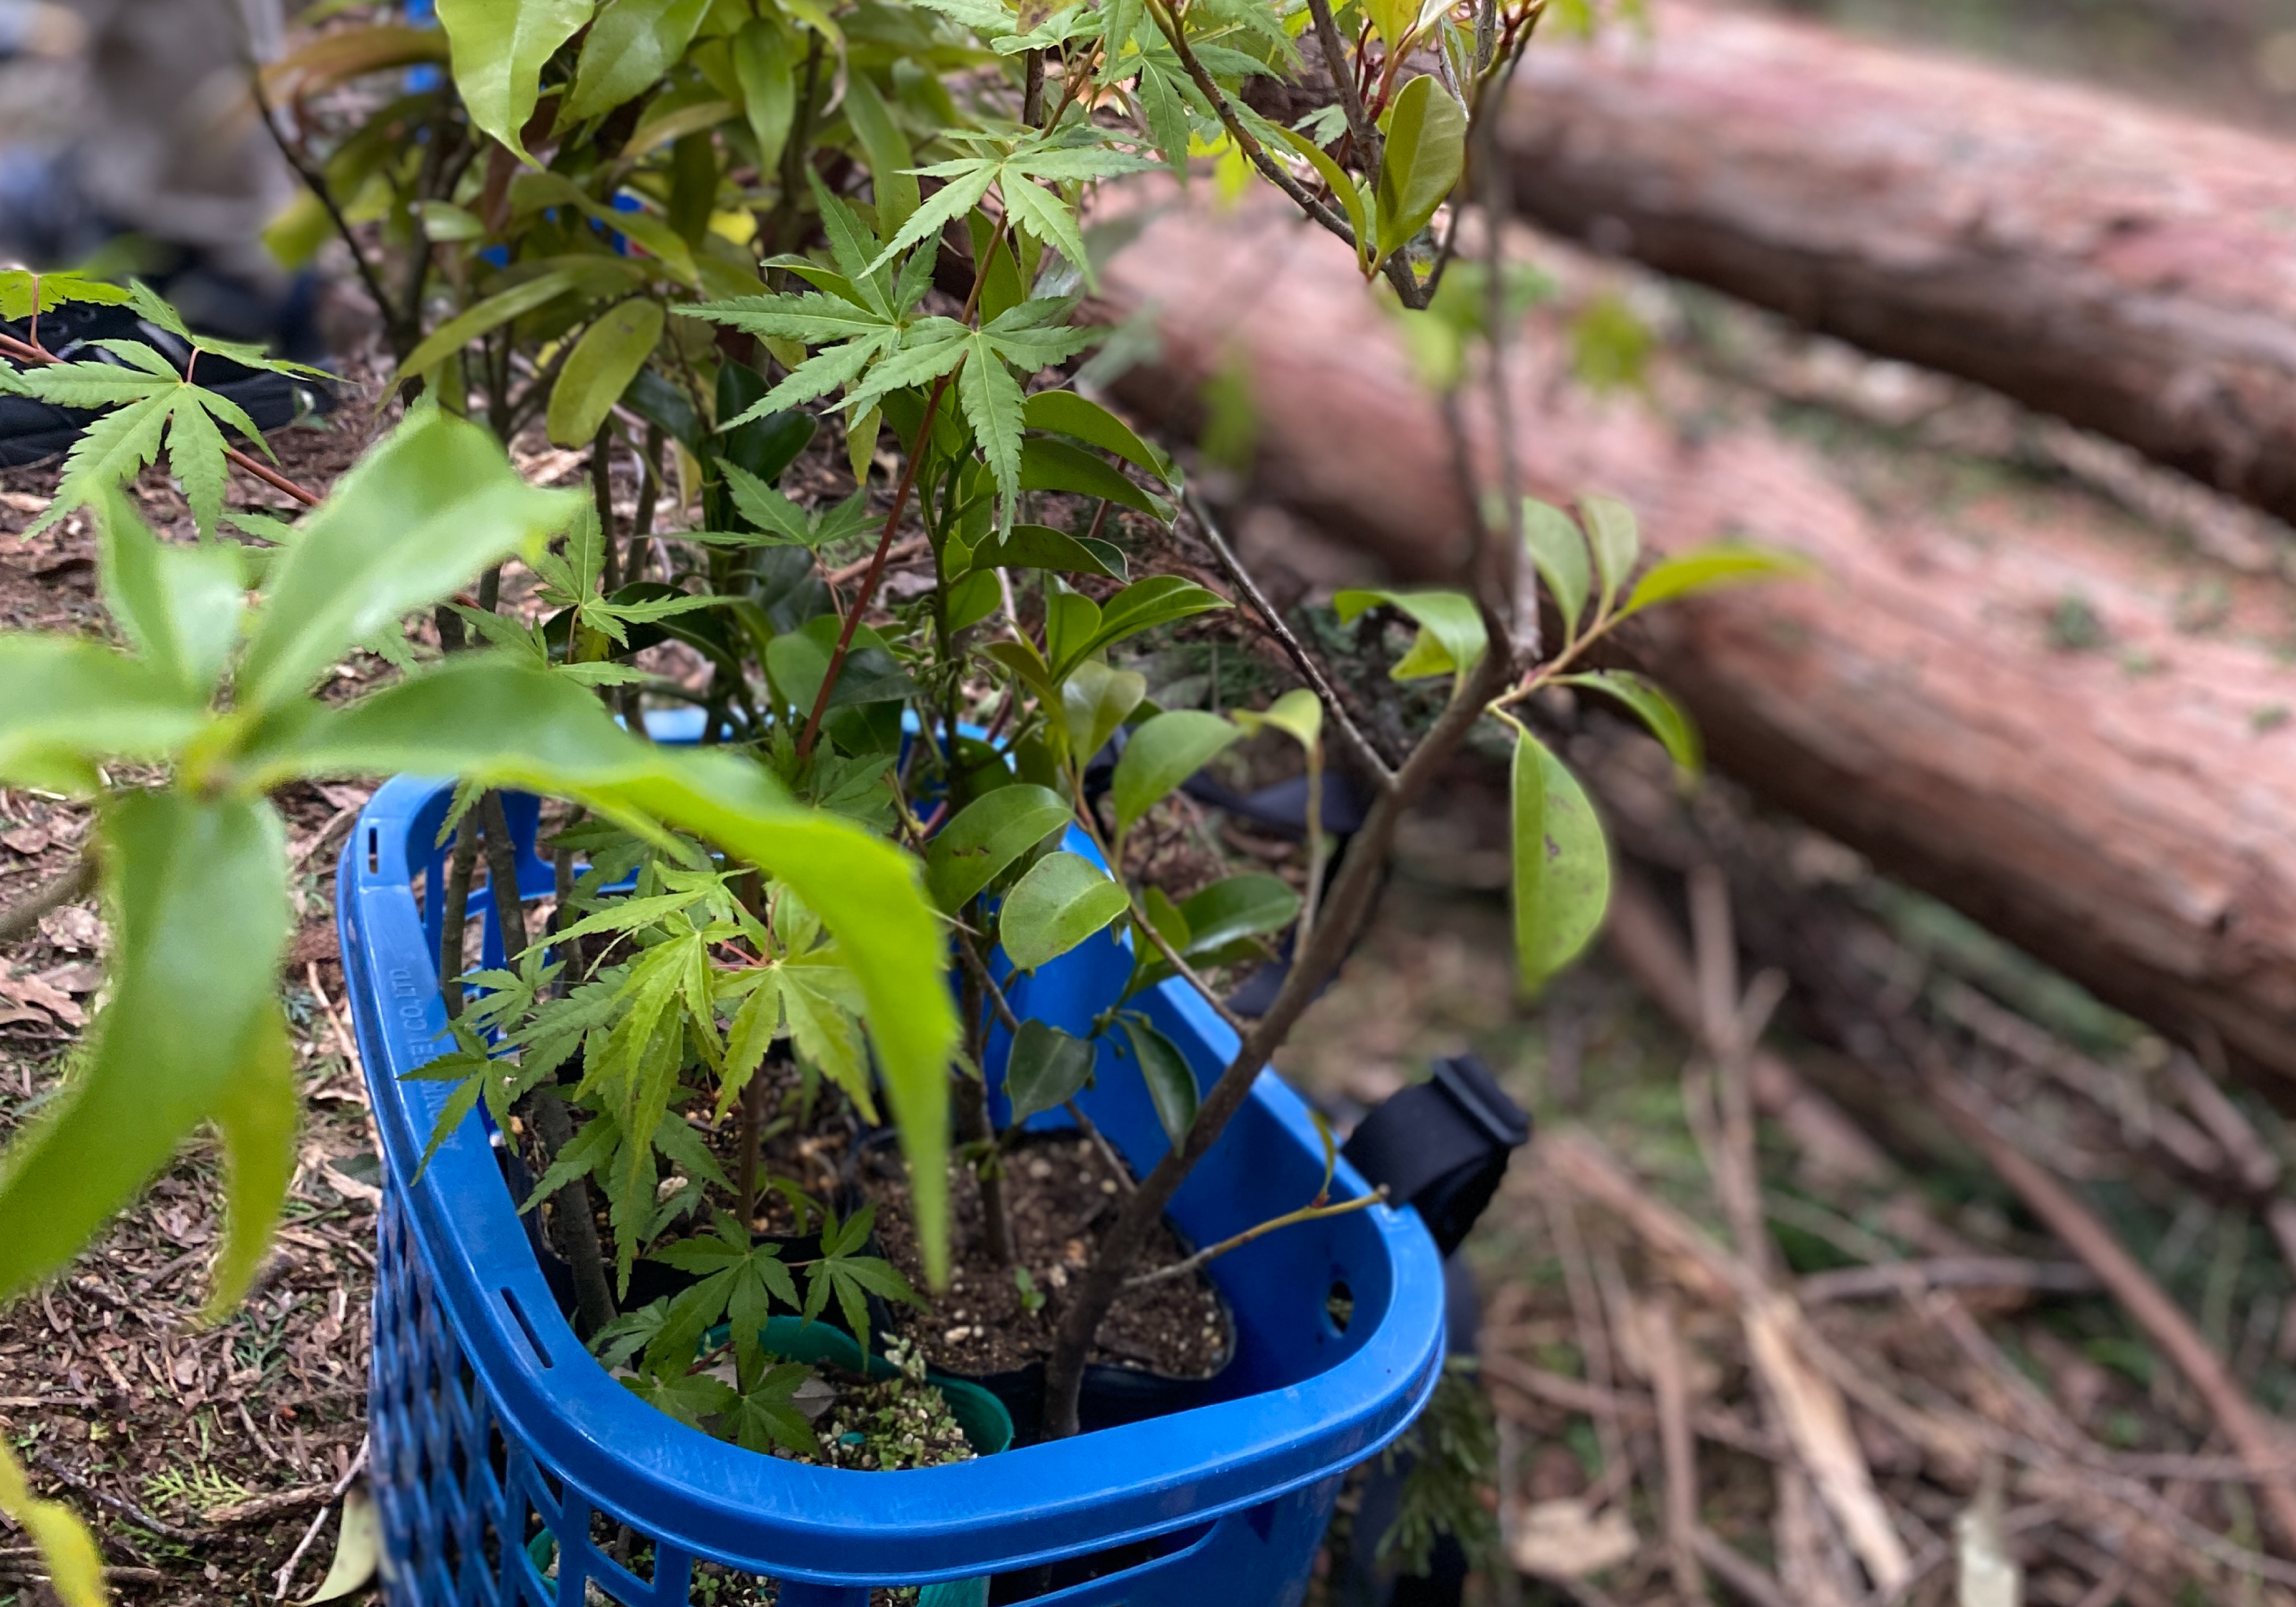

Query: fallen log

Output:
[1101, 199, 2296, 1096]
[1497, 2, 2296, 527]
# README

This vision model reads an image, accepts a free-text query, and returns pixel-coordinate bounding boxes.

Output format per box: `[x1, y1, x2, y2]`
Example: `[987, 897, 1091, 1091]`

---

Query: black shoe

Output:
[0, 298, 333, 470]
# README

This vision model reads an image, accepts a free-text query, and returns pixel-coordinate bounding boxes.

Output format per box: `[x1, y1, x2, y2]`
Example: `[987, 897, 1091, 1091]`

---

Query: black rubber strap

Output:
[1341, 1054, 1531, 1258]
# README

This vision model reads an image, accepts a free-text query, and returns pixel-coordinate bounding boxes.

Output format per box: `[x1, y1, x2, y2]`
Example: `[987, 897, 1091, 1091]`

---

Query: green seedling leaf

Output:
[1374, 75, 1466, 266]
[999, 851, 1129, 971]
[1620, 543, 1814, 618]
[925, 784, 1072, 911]
[965, 524, 1127, 581]
[842, 71, 919, 234]
[249, 656, 959, 1285]
[1178, 873, 1300, 955]
[1022, 390, 1174, 484]
[1231, 687, 1322, 751]
[1560, 670, 1701, 778]
[1110, 709, 1238, 834]
[1509, 728, 1609, 994]
[1274, 123, 1374, 272]
[0, 1442, 105, 1607]
[436, 0, 597, 163]
[1578, 494, 1640, 616]
[399, 269, 583, 383]
[0, 268, 132, 322]
[1004, 1019, 1097, 1126]
[733, 19, 798, 179]
[1061, 658, 1147, 766]
[0, 635, 205, 792]
[1019, 435, 1165, 518]
[94, 488, 242, 701]
[1118, 1013, 1198, 1147]
[1058, 576, 1229, 676]
[1332, 587, 1487, 684]
[546, 299, 666, 447]
[0, 792, 291, 1309]
[241, 409, 580, 711]
[563, 0, 711, 123]
[1521, 497, 1591, 637]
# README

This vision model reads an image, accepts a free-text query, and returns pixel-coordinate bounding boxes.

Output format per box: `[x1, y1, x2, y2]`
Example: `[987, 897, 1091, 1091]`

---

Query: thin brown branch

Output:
[1303, 0, 1382, 175]
[246, 61, 396, 351]
[797, 374, 951, 760]
[1649, 1291, 1712, 1605]
[1143, 0, 1425, 308]
[1481, 1352, 1784, 1462]
[1122, 1187, 1386, 1288]
[1795, 1257, 2100, 1306]
[1692, 1530, 1797, 1607]
[24, 1450, 199, 1545]
[1184, 490, 1397, 785]
[949, 928, 1135, 1195]
[0, 855, 94, 946]
[1926, 1067, 2296, 1553]
[1043, 647, 1512, 1437]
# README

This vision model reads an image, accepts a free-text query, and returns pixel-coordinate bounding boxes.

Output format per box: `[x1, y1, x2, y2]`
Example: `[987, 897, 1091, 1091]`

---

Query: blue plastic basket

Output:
[339, 731, 1446, 1606]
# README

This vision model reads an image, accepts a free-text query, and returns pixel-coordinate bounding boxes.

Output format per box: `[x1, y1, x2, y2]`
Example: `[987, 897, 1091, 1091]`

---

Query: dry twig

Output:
[1926, 1068, 2296, 1553]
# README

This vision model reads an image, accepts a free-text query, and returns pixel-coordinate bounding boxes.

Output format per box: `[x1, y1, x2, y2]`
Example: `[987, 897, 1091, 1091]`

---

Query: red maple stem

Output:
[794, 368, 953, 760]
[0, 328, 322, 509]
[792, 214, 1015, 762]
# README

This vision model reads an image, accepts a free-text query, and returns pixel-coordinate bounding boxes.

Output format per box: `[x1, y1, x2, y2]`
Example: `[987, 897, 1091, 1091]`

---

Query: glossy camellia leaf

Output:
[998, 851, 1129, 972]
[1178, 873, 1301, 956]
[1060, 658, 1146, 767]
[733, 18, 798, 179]
[0, 791, 293, 1312]
[1333, 587, 1487, 685]
[1578, 494, 1641, 615]
[1021, 390, 1174, 485]
[248, 657, 961, 1283]
[1233, 687, 1321, 751]
[1373, 75, 1467, 266]
[1052, 576, 1230, 680]
[95, 488, 242, 701]
[240, 409, 581, 711]
[396, 269, 584, 383]
[435, 0, 597, 163]
[1004, 1018, 1098, 1126]
[1274, 123, 1374, 273]
[1619, 543, 1814, 618]
[1510, 728, 1610, 995]
[0, 636, 204, 792]
[1521, 497, 1591, 637]
[1119, 1012, 1198, 1148]
[1561, 670, 1701, 778]
[924, 784, 1071, 912]
[1110, 709, 1239, 834]
[0, 1443, 103, 1607]
[547, 299, 667, 447]
[1019, 436, 1166, 519]
[965, 523, 1127, 582]
[563, 0, 711, 123]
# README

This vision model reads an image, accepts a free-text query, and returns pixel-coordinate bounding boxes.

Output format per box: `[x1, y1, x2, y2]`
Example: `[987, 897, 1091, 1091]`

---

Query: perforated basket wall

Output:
[344, 749, 1446, 1607]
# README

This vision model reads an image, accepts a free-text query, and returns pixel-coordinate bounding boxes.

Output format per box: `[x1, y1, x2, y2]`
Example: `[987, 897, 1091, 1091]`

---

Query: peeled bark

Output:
[1101, 199, 2296, 1095]
[1498, 2, 2296, 527]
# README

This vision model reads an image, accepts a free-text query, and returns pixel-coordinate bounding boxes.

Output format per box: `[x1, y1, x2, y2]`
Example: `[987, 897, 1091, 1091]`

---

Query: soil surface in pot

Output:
[862, 1128, 1231, 1378]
